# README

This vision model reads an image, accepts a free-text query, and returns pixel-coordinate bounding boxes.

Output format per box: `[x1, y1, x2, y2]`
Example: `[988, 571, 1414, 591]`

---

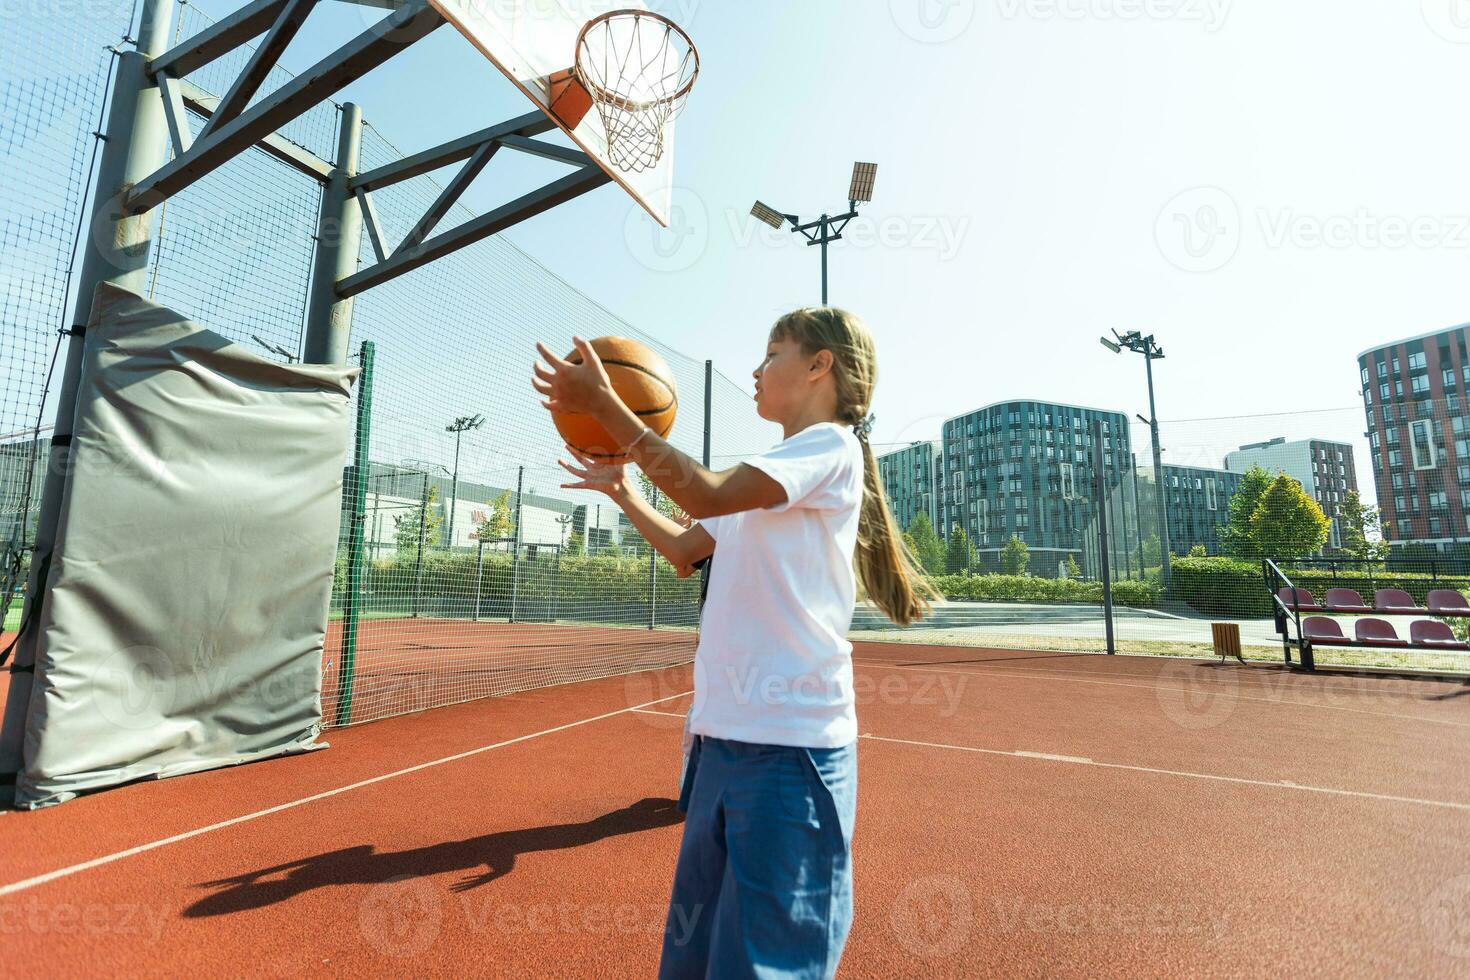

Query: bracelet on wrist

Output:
[626, 426, 653, 452]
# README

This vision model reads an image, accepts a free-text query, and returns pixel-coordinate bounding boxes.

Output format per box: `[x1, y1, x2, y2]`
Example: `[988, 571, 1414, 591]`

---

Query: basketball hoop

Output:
[573, 10, 699, 174]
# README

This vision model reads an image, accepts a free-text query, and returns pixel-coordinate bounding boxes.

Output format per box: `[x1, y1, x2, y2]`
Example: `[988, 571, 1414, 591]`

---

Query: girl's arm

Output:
[611, 480, 715, 569]
[535, 339, 786, 520]
[558, 447, 715, 569]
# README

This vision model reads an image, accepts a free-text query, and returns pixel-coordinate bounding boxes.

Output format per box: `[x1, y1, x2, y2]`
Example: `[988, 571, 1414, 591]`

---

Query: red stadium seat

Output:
[1301, 617, 1351, 645]
[1427, 590, 1470, 617]
[1324, 588, 1373, 614]
[1354, 618, 1408, 647]
[1409, 620, 1470, 650]
[1277, 587, 1322, 612]
[1373, 589, 1426, 615]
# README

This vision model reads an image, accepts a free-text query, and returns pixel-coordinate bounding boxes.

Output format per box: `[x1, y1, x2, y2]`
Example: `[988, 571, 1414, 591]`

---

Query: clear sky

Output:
[189, 0, 1470, 489]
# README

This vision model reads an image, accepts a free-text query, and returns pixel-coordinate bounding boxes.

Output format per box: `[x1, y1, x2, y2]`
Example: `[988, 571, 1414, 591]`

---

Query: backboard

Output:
[429, 0, 682, 226]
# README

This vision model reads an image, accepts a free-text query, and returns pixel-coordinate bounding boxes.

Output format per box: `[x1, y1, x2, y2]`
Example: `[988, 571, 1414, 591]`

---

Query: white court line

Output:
[0, 690, 694, 899]
[632, 708, 687, 718]
[859, 734, 1470, 812]
[851, 658, 1470, 728]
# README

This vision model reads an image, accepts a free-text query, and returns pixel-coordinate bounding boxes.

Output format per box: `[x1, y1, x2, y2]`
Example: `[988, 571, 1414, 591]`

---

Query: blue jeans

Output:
[659, 736, 858, 980]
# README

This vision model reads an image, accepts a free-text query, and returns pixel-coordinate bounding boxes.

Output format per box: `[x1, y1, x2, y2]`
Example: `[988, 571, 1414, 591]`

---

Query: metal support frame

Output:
[129, 0, 444, 212]
[1, 0, 182, 797]
[302, 103, 364, 365]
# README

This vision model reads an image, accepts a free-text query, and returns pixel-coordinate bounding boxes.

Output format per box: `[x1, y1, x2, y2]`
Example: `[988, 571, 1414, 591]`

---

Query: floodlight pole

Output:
[789, 206, 859, 305]
[444, 414, 484, 548]
[1104, 331, 1171, 587]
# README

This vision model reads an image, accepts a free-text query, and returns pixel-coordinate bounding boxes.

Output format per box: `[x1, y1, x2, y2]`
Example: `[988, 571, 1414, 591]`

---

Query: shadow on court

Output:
[184, 797, 683, 917]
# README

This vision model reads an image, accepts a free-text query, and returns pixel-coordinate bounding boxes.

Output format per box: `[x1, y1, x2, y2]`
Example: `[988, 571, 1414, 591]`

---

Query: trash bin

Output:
[1211, 622, 1243, 662]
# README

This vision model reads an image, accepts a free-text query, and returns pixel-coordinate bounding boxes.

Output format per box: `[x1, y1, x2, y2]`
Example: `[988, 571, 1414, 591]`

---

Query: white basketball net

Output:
[574, 11, 699, 174]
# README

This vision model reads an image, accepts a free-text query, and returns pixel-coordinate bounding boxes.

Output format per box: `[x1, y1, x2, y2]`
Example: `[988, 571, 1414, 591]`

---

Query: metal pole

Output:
[1093, 420, 1116, 655]
[1144, 347, 1171, 586]
[335, 340, 373, 726]
[447, 430, 461, 548]
[472, 539, 483, 622]
[412, 472, 427, 617]
[301, 102, 363, 365]
[1, 0, 178, 796]
[509, 465, 523, 623]
[1131, 460, 1145, 579]
[699, 359, 714, 609]
[648, 486, 658, 630]
[820, 215, 829, 305]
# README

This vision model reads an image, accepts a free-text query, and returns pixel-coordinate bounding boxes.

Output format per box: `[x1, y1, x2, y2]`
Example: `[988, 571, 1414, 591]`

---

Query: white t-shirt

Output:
[687, 421, 865, 749]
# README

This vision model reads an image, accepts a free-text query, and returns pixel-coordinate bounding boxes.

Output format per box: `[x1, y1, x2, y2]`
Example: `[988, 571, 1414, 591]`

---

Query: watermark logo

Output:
[1155, 186, 1240, 273]
[1423, 875, 1470, 958]
[891, 0, 978, 43]
[994, 0, 1231, 31]
[1422, 0, 1470, 43]
[624, 187, 709, 273]
[359, 876, 443, 957]
[891, 874, 973, 957]
[1154, 659, 1237, 730]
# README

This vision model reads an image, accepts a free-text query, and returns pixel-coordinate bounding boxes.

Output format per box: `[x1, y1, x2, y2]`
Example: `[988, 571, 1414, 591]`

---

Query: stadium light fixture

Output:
[848, 162, 877, 204]
[1099, 336, 1122, 354]
[750, 200, 786, 229]
[752, 160, 878, 304]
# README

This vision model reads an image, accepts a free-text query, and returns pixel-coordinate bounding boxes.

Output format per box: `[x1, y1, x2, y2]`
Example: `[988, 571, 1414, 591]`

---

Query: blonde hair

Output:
[770, 308, 938, 626]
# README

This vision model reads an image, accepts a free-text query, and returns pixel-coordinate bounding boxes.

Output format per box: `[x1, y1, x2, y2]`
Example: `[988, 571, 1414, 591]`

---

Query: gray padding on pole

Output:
[14, 284, 357, 808]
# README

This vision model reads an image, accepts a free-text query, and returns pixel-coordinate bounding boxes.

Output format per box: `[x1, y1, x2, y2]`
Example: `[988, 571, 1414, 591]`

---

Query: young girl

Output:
[533, 307, 932, 978]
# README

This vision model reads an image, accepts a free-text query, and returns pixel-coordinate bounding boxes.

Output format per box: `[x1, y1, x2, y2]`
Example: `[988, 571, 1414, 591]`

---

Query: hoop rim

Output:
[573, 8, 700, 113]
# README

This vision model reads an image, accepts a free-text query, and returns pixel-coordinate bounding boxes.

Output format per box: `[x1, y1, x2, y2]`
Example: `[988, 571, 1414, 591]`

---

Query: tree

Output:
[1249, 474, 1331, 557]
[1222, 465, 1275, 558]
[906, 512, 945, 575]
[477, 489, 515, 543]
[394, 486, 442, 554]
[1335, 490, 1386, 560]
[1000, 534, 1029, 576]
[1141, 534, 1161, 567]
[1063, 554, 1082, 579]
[565, 530, 585, 556]
[945, 525, 974, 574]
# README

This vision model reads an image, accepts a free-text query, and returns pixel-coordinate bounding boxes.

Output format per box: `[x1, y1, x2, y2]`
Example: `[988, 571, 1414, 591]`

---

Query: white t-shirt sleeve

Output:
[746, 424, 857, 513]
[699, 513, 725, 540]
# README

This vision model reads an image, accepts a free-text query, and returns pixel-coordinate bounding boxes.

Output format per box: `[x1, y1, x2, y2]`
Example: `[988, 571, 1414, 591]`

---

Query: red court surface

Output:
[2, 642, 1468, 977]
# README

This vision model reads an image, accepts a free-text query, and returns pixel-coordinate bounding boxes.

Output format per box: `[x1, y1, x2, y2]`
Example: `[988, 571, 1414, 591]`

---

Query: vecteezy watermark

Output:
[91, 644, 321, 733]
[994, 0, 1231, 30]
[1154, 186, 1241, 273]
[1423, 874, 1470, 958]
[0, 899, 168, 940]
[1157, 188, 1470, 273]
[624, 187, 710, 273]
[705, 665, 967, 717]
[890, 0, 978, 43]
[728, 211, 971, 263]
[1421, 0, 1470, 43]
[359, 876, 444, 958]
[891, 874, 973, 957]
[1257, 209, 1470, 252]
[991, 896, 1229, 938]
[1154, 658, 1237, 730]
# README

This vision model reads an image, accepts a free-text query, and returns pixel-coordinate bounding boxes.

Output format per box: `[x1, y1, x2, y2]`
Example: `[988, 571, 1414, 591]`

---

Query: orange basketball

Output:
[552, 336, 678, 462]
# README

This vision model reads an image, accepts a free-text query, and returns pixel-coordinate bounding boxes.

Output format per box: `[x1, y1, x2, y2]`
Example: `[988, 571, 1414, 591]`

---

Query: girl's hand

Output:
[533, 337, 616, 417]
[557, 445, 628, 498]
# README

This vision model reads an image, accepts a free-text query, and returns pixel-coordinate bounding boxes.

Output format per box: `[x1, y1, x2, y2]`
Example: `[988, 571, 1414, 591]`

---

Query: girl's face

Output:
[753, 336, 825, 423]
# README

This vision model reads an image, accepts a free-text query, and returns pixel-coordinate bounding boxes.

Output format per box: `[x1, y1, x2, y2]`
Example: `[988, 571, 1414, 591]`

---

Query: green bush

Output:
[929, 573, 1158, 607]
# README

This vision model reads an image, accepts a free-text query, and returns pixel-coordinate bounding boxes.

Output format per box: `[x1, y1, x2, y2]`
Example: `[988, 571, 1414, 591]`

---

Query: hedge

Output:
[926, 574, 1158, 608]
